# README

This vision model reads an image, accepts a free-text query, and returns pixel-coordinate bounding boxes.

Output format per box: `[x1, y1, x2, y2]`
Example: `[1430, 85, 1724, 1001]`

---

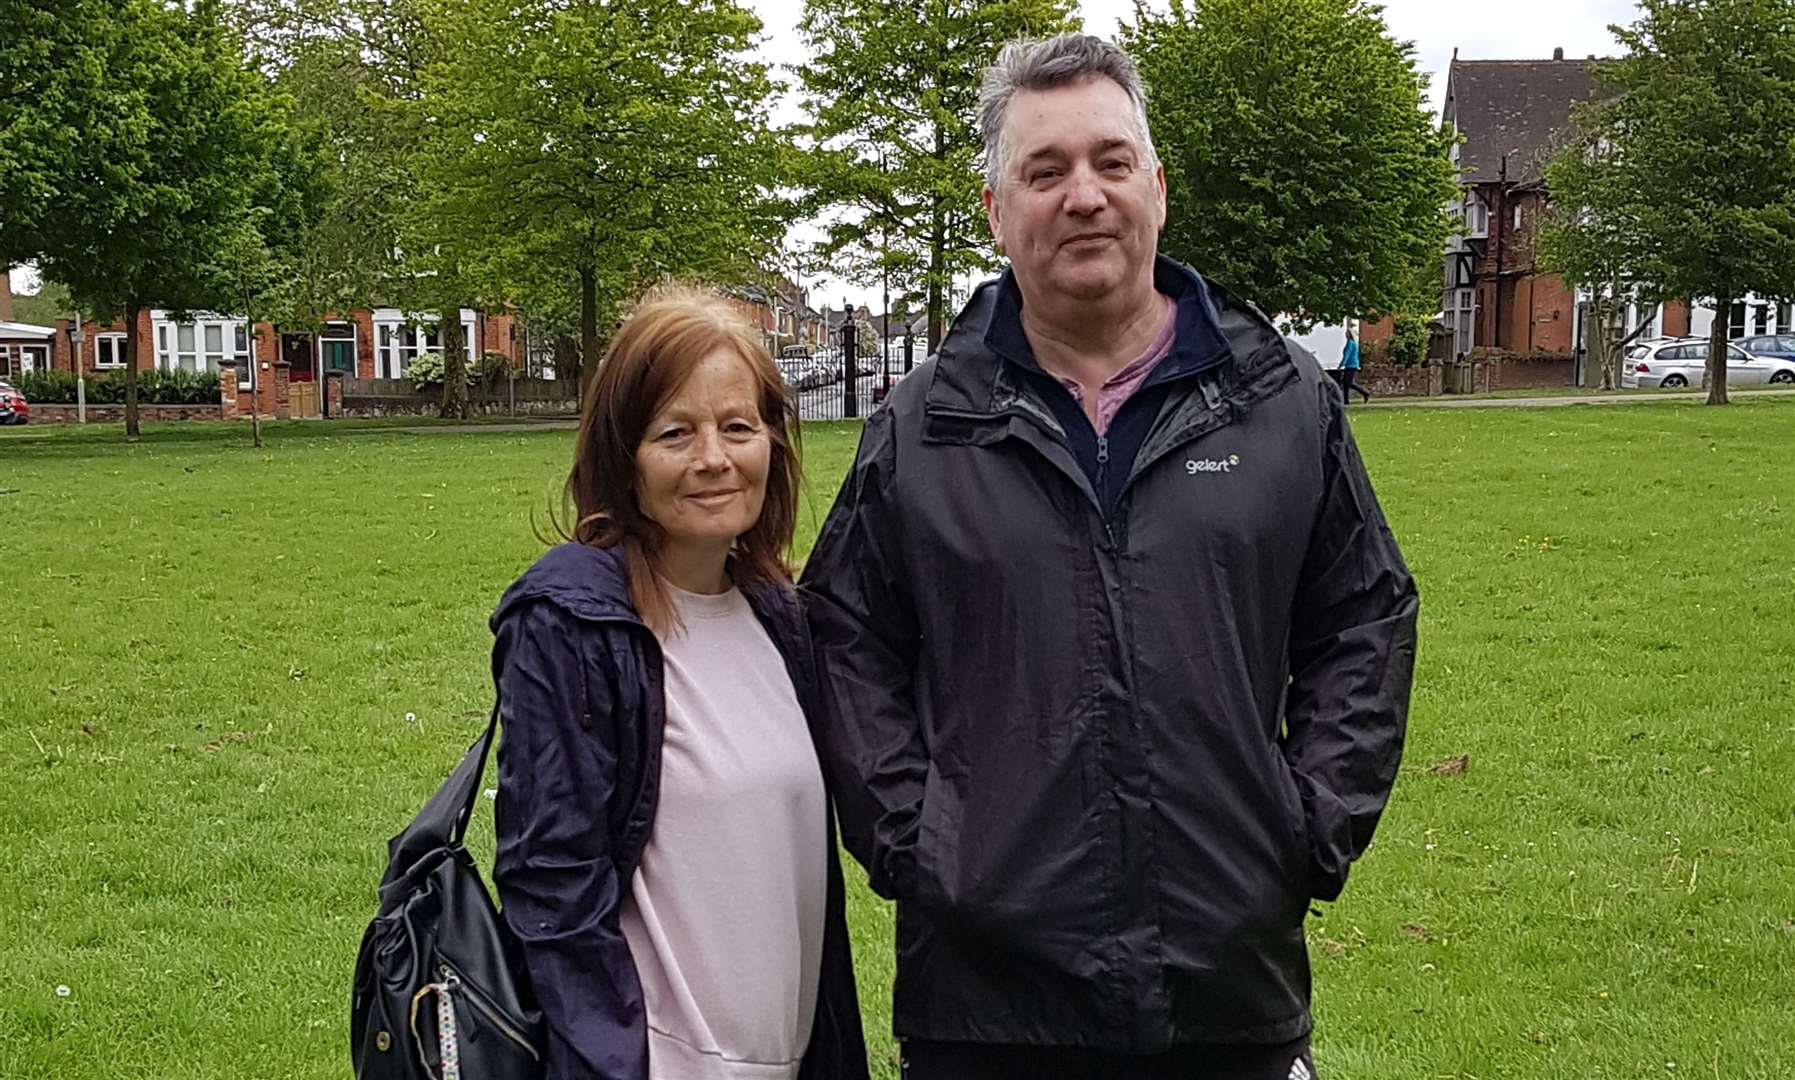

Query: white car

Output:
[1621, 338, 1792, 389]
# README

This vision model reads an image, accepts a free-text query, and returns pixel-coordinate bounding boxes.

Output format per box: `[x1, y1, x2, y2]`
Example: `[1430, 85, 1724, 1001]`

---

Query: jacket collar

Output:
[491, 541, 804, 652]
[980, 256, 1233, 383]
[925, 256, 1297, 426]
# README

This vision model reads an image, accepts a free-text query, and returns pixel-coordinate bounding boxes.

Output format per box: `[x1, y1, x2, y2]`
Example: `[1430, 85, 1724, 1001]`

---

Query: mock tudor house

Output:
[1361, 49, 1700, 380]
[1364, 47, 1795, 380]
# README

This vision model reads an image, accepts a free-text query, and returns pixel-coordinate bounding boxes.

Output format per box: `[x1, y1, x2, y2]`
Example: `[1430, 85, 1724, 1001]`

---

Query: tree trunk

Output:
[552, 333, 580, 382]
[927, 115, 947, 355]
[1587, 296, 1613, 390]
[1707, 299, 1730, 405]
[1608, 307, 1658, 391]
[579, 266, 599, 385]
[248, 317, 263, 448]
[440, 311, 470, 420]
[927, 207, 945, 355]
[123, 303, 142, 438]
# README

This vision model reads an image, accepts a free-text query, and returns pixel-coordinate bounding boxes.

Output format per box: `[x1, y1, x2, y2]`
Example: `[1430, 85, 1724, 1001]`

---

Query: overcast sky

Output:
[9, 1, 1643, 311]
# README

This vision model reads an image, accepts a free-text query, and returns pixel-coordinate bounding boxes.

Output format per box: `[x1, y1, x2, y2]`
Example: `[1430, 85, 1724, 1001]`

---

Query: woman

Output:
[1337, 328, 1370, 404]
[489, 290, 868, 1080]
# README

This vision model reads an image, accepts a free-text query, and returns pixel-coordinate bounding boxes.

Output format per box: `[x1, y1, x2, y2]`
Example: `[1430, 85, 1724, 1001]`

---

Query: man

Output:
[801, 33, 1417, 1080]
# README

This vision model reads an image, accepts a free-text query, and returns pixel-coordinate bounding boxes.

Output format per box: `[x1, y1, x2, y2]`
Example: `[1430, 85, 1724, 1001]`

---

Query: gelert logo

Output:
[1186, 453, 1241, 475]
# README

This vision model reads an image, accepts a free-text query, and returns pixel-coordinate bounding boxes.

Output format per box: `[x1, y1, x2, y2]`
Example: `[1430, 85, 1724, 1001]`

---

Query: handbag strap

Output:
[445, 702, 501, 848]
[377, 703, 501, 899]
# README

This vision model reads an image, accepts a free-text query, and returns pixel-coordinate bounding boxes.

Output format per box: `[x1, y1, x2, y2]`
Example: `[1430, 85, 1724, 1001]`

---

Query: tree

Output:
[1, 0, 296, 436]
[228, 0, 477, 416]
[6, 276, 74, 327]
[795, 0, 1079, 352]
[1537, 130, 1668, 390]
[1539, 0, 1795, 405]
[412, 0, 791, 381]
[1121, 0, 1457, 331]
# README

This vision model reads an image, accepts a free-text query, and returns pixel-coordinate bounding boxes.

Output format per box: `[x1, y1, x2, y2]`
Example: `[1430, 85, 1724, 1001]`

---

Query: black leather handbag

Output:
[351, 706, 546, 1080]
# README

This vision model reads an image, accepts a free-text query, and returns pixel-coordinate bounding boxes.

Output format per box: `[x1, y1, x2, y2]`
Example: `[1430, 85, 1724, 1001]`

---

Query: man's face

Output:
[983, 76, 1167, 307]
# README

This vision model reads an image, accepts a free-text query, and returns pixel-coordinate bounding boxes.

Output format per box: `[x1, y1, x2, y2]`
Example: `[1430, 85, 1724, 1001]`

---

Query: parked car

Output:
[1723, 345, 1795, 385]
[776, 354, 832, 392]
[1622, 339, 1707, 389]
[1735, 333, 1795, 365]
[0, 380, 29, 425]
[1619, 338, 1785, 389]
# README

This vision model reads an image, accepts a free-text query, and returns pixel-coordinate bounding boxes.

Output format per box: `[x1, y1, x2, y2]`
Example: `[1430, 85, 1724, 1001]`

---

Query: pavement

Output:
[363, 384, 1795, 435]
[1359, 387, 1795, 409]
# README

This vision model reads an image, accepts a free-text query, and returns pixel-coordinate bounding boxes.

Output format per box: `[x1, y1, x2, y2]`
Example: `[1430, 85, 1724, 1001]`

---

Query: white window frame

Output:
[1451, 287, 1477, 357]
[151, 313, 253, 387]
[3, 343, 49, 374]
[318, 320, 358, 376]
[1466, 194, 1489, 238]
[372, 308, 476, 379]
[95, 333, 128, 369]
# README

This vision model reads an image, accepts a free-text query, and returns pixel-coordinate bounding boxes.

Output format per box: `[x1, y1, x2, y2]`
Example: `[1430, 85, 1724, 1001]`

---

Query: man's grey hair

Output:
[978, 33, 1159, 190]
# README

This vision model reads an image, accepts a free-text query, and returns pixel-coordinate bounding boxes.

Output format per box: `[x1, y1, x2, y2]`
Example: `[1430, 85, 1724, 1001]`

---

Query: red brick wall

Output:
[353, 311, 377, 378]
[1492, 355, 1576, 390]
[30, 403, 228, 424]
[1359, 315, 1396, 362]
[1359, 363, 1443, 397]
[1526, 273, 1575, 353]
[1662, 300, 1691, 338]
[480, 313, 520, 361]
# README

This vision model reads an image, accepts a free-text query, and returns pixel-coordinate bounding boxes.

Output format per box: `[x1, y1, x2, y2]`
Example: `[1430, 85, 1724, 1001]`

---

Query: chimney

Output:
[1553, 47, 1565, 61]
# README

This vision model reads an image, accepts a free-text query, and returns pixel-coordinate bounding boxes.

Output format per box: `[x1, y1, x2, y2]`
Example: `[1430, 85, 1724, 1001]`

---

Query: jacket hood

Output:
[492, 541, 804, 639]
[491, 542, 637, 631]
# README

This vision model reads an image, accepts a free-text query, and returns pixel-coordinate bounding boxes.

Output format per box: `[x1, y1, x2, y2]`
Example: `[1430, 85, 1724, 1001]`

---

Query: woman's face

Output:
[634, 348, 772, 566]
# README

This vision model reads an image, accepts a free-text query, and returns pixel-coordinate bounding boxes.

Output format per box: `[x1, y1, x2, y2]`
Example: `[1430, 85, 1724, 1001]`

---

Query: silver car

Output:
[1620, 338, 1786, 389]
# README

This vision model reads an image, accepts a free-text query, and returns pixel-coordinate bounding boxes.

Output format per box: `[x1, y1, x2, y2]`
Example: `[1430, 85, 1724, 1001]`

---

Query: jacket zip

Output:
[437, 961, 542, 1061]
[1095, 435, 1114, 545]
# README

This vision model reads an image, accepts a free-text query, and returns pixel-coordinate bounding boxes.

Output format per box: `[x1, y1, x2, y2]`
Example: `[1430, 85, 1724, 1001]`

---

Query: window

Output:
[1753, 303, 1772, 336]
[1777, 335, 1795, 353]
[525, 334, 557, 381]
[1448, 287, 1476, 357]
[1466, 194, 1489, 238]
[373, 312, 476, 379]
[320, 321, 356, 375]
[1513, 204, 1523, 231]
[1728, 302, 1747, 338]
[95, 333, 128, 369]
[152, 315, 252, 386]
[1779, 303, 1792, 334]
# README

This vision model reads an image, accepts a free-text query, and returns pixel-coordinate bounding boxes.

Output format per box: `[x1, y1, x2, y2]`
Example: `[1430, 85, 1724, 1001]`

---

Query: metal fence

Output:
[783, 327, 920, 422]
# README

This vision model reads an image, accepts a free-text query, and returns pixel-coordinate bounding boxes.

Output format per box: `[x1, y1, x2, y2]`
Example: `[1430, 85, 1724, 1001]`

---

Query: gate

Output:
[290, 380, 321, 418]
[781, 322, 919, 422]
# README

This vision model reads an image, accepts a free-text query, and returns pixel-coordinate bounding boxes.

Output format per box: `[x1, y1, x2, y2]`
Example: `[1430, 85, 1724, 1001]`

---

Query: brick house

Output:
[724, 274, 826, 352]
[37, 307, 518, 417]
[1362, 49, 1693, 377]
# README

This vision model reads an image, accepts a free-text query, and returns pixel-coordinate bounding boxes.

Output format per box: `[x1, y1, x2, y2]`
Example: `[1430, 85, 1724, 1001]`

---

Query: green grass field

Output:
[2, 400, 1793, 1078]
